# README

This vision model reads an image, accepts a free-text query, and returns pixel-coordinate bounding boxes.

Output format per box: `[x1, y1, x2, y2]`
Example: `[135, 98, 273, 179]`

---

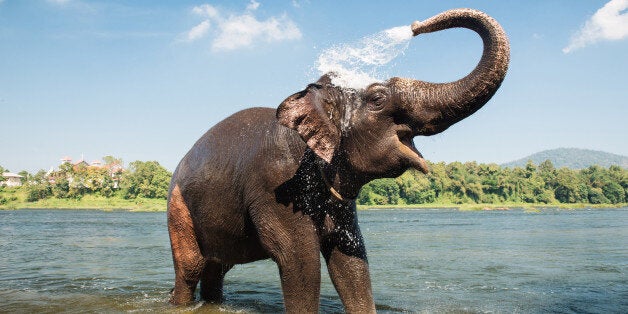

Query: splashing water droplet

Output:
[316, 25, 413, 89]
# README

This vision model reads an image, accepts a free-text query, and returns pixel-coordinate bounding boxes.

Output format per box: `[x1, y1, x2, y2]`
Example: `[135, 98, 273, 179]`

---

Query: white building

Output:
[2, 172, 23, 187]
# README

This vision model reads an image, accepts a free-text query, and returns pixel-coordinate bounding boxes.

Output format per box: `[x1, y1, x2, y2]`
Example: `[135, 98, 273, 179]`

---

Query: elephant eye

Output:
[367, 92, 387, 111]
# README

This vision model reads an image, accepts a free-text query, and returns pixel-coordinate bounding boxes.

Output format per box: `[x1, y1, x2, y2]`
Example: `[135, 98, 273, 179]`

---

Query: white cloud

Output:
[192, 4, 218, 19]
[47, 0, 72, 5]
[184, 20, 211, 42]
[246, 0, 260, 11]
[182, 1, 302, 51]
[563, 0, 628, 53]
[212, 13, 300, 50]
[291, 0, 310, 8]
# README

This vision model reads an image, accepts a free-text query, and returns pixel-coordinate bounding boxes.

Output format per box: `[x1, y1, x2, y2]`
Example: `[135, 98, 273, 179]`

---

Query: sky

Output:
[1, 0, 627, 173]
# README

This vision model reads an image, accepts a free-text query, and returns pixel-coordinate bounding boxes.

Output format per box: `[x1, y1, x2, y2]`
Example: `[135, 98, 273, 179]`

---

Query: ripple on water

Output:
[2, 209, 627, 313]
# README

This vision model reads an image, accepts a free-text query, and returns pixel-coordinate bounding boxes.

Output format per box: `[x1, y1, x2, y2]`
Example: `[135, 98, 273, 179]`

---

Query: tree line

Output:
[1, 158, 172, 203]
[3, 159, 627, 206]
[358, 160, 627, 205]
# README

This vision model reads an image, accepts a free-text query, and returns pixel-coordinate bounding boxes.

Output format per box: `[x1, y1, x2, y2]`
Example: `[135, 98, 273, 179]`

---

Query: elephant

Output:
[167, 8, 509, 313]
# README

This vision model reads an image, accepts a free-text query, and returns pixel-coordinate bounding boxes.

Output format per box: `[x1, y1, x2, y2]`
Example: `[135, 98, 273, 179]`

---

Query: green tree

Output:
[587, 187, 609, 204]
[554, 168, 586, 203]
[53, 178, 71, 198]
[538, 159, 556, 187]
[354, 160, 628, 206]
[478, 163, 501, 200]
[445, 162, 469, 203]
[67, 162, 89, 199]
[602, 181, 625, 204]
[27, 184, 52, 202]
[580, 165, 627, 204]
[74, 166, 114, 197]
[368, 178, 400, 205]
[357, 183, 388, 205]
[607, 165, 628, 202]
[103, 155, 124, 191]
[0, 165, 6, 185]
[428, 162, 451, 201]
[496, 167, 516, 201]
[121, 161, 172, 199]
[397, 170, 435, 204]
[49, 165, 72, 199]
[31, 170, 49, 185]
[357, 184, 374, 205]
[463, 162, 484, 203]
[18, 170, 30, 185]
[103, 156, 123, 167]
[519, 161, 552, 203]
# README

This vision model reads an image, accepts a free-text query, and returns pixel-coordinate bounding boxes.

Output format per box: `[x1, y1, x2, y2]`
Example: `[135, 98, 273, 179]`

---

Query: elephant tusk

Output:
[319, 166, 349, 202]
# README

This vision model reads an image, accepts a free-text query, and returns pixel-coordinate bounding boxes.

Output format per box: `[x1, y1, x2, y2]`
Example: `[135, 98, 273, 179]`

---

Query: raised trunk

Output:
[394, 8, 510, 135]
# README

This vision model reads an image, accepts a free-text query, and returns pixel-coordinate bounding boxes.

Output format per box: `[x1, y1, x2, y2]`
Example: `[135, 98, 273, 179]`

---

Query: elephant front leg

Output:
[323, 229, 376, 313]
[276, 249, 322, 313]
[252, 209, 322, 313]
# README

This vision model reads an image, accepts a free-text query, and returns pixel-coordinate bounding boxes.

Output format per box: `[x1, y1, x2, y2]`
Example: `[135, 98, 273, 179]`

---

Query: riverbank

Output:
[3, 185, 625, 212]
[2, 191, 624, 212]
[357, 202, 628, 211]
[0, 191, 165, 211]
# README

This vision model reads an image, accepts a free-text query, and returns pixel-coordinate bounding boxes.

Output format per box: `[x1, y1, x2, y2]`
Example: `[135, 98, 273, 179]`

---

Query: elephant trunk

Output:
[395, 8, 510, 135]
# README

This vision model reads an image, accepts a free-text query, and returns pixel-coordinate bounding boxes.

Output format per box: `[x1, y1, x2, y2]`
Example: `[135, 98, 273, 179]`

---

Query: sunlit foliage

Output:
[358, 160, 627, 205]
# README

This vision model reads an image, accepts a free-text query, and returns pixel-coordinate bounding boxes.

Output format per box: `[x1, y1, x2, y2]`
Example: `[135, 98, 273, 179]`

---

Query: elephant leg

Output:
[277, 251, 321, 313]
[252, 209, 322, 313]
[168, 185, 206, 305]
[325, 247, 376, 313]
[200, 262, 233, 303]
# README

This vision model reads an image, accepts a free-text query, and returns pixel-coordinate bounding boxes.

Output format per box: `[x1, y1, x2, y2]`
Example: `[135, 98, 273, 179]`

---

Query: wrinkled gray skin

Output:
[168, 8, 509, 313]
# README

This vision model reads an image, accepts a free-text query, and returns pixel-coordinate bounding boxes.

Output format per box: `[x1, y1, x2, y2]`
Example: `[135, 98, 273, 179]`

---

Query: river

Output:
[1, 208, 626, 313]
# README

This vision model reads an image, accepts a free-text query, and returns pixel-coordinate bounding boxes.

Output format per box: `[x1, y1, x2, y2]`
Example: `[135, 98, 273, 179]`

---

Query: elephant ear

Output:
[276, 84, 340, 163]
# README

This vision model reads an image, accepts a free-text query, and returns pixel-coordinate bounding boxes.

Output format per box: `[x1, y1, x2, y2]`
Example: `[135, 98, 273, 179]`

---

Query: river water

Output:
[1, 208, 626, 313]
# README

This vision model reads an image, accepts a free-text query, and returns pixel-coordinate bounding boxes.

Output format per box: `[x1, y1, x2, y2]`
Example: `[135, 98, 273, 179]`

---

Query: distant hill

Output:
[502, 148, 628, 169]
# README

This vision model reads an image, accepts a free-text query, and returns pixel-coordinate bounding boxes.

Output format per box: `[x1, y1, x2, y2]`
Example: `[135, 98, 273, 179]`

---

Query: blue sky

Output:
[1, 0, 627, 173]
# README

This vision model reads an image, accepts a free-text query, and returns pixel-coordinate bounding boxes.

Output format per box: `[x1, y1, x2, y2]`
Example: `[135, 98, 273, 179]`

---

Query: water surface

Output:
[1, 208, 626, 313]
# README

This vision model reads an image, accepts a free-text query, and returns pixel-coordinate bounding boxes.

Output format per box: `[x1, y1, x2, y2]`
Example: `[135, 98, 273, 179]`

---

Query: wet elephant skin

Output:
[167, 8, 509, 313]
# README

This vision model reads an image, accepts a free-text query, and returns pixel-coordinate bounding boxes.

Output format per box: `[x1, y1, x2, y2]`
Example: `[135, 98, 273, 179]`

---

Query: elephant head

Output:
[277, 9, 509, 193]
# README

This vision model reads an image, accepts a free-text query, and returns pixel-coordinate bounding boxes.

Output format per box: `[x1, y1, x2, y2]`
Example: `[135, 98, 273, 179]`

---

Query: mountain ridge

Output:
[501, 148, 628, 169]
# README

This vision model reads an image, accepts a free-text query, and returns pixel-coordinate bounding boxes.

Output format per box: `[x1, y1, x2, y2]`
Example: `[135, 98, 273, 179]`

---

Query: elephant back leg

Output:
[168, 184, 206, 305]
[200, 262, 233, 303]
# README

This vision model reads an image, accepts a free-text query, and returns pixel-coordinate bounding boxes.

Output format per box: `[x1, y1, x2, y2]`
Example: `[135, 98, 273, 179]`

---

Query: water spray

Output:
[315, 25, 414, 89]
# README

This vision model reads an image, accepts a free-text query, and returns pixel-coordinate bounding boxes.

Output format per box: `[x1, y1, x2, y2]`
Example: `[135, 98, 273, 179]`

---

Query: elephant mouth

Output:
[396, 127, 429, 174]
